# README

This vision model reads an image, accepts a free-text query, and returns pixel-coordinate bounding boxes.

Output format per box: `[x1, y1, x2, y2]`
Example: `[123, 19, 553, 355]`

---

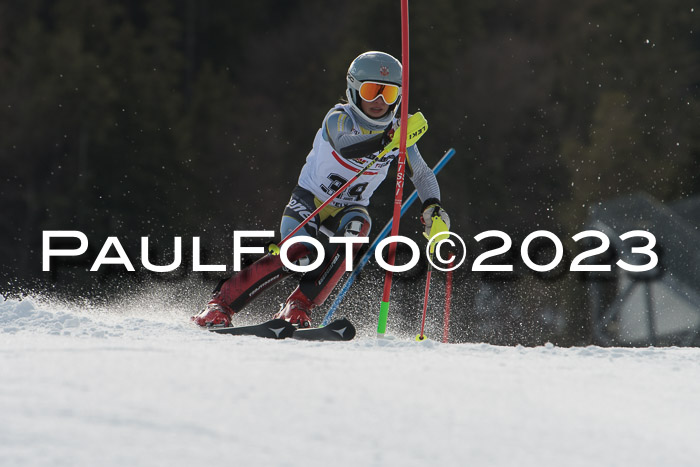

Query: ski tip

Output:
[292, 318, 356, 341]
[333, 318, 356, 341]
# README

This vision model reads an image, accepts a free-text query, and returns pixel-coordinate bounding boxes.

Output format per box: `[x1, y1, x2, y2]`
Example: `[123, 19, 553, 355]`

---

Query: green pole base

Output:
[377, 301, 390, 336]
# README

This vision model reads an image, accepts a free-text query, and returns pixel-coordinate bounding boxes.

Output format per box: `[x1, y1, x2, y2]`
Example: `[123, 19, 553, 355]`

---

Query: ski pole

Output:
[416, 211, 450, 341]
[416, 251, 434, 341]
[416, 208, 448, 341]
[321, 148, 455, 326]
[442, 259, 454, 343]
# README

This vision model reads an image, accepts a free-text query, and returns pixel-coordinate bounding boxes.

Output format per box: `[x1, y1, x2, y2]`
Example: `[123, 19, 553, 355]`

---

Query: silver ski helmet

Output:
[346, 51, 402, 127]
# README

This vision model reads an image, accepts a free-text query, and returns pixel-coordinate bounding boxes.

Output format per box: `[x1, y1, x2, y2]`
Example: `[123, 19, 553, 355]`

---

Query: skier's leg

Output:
[275, 206, 371, 327]
[192, 187, 319, 327]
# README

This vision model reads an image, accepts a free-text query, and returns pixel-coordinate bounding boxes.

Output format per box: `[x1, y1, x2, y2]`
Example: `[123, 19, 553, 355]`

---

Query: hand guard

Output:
[382, 112, 428, 154]
[421, 203, 450, 253]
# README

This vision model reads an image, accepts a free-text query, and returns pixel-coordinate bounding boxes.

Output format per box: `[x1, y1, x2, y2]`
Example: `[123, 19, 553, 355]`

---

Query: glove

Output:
[421, 202, 450, 253]
[381, 112, 428, 154]
[381, 124, 396, 147]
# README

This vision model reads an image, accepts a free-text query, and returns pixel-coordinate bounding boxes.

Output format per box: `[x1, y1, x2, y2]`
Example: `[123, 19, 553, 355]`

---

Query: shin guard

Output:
[299, 215, 371, 306]
[213, 242, 311, 312]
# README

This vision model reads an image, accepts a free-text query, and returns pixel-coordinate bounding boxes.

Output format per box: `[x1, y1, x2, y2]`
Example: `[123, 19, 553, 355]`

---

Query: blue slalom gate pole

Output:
[322, 148, 456, 325]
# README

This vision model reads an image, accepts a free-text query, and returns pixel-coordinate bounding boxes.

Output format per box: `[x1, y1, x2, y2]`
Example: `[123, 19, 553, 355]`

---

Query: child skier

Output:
[192, 51, 450, 328]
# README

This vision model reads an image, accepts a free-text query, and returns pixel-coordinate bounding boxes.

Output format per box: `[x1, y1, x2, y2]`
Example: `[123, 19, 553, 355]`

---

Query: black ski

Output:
[293, 318, 356, 341]
[209, 318, 356, 341]
[209, 318, 296, 339]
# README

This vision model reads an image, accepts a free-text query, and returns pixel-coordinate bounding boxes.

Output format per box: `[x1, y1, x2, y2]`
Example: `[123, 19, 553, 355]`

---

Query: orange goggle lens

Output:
[358, 82, 400, 105]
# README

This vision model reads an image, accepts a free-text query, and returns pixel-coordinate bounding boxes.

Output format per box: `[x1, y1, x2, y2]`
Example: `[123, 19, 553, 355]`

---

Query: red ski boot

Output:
[274, 287, 315, 328]
[191, 298, 234, 327]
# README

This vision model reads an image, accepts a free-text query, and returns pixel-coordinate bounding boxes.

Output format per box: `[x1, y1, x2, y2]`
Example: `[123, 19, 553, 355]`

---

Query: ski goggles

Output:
[358, 81, 401, 105]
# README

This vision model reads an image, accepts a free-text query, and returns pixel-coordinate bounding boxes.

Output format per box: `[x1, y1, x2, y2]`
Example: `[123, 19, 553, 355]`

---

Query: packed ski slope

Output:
[2, 292, 699, 467]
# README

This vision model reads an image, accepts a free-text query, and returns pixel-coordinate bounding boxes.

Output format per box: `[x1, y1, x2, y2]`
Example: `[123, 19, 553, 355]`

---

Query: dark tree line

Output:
[1, 0, 698, 342]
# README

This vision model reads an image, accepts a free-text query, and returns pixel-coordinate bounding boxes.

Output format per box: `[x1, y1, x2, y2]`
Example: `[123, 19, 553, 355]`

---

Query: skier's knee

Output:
[337, 209, 371, 238]
[342, 218, 371, 237]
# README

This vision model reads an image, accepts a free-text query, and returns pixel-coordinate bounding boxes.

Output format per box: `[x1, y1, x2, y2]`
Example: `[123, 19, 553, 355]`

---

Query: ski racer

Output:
[192, 51, 450, 328]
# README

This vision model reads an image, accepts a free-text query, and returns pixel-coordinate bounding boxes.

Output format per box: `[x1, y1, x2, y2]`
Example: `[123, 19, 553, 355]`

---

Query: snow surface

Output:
[1, 292, 699, 467]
